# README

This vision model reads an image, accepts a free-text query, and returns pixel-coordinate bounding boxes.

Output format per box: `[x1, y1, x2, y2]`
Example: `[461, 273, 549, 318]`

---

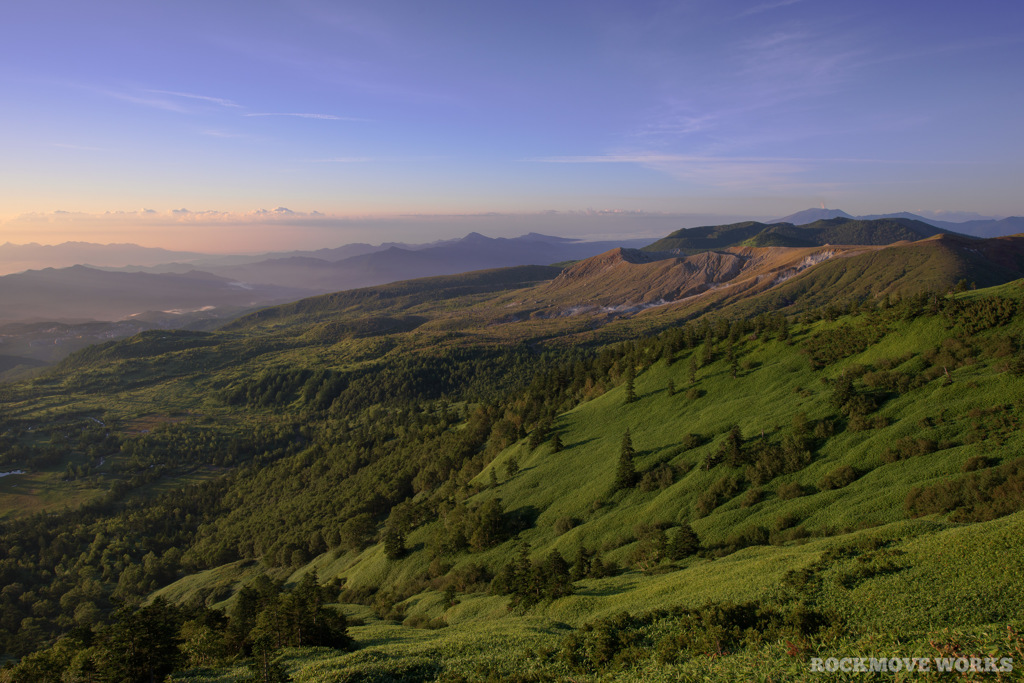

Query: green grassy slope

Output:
[5, 249, 1024, 680]
[643, 217, 952, 253]
[154, 287, 1024, 681]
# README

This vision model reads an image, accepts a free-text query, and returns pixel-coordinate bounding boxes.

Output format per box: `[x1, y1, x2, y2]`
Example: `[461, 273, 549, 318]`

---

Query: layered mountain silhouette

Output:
[773, 208, 1024, 238]
[643, 217, 951, 253]
[0, 242, 207, 275]
[206, 233, 653, 292]
[496, 228, 1024, 323]
[0, 266, 312, 323]
[4, 219, 1024, 341]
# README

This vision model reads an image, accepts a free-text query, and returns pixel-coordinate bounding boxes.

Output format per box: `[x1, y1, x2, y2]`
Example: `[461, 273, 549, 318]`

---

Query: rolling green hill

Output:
[643, 217, 954, 254]
[140, 284, 1024, 681]
[2, 237, 1024, 681]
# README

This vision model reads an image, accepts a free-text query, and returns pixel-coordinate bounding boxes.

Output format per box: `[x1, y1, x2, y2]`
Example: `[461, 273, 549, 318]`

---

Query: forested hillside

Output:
[1, 244, 1024, 681]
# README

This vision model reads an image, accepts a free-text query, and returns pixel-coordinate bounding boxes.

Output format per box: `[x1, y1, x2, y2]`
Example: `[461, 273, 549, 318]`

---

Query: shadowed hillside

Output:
[3, 231, 1024, 682]
[644, 217, 954, 254]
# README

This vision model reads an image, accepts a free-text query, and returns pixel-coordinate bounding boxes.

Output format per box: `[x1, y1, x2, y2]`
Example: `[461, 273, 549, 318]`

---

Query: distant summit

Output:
[643, 217, 949, 254]
[772, 208, 854, 224]
[774, 208, 1024, 238]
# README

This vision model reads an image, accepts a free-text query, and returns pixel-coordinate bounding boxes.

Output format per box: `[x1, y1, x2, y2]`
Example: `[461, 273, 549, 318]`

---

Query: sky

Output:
[2, 0, 1022, 251]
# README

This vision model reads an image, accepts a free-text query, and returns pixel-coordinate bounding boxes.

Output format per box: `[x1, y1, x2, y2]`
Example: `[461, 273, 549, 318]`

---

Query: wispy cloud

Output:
[201, 129, 248, 138]
[305, 156, 372, 163]
[102, 90, 190, 113]
[243, 112, 367, 121]
[99, 87, 364, 123]
[740, 0, 804, 17]
[529, 154, 934, 165]
[52, 143, 105, 152]
[529, 152, 951, 191]
[146, 89, 241, 108]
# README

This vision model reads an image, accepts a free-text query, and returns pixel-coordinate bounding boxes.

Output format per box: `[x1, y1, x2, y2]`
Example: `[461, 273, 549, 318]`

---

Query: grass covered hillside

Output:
[643, 217, 952, 254]
[3, 269, 1023, 681]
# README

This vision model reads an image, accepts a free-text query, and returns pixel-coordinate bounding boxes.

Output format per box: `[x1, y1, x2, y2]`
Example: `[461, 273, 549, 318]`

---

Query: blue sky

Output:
[2, 0, 1022, 250]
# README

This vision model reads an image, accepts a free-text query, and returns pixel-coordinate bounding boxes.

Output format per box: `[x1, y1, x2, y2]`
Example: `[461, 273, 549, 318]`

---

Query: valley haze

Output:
[2, 0, 1024, 681]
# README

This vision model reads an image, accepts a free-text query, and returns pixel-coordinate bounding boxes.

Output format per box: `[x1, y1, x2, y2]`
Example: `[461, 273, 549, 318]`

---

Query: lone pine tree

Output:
[550, 432, 563, 453]
[614, 429, 637, 490]
[624, 366, 637, 404]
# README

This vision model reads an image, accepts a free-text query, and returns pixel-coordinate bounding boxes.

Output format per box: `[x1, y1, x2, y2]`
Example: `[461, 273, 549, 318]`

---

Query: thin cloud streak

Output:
[102, 90, 190, 113]
[201, 130, 248, 138]
[740, 0, 804, 16]
[52, 143, 105, 152]
[529, 154, 954, 165]
[243, 112, 367, 121]
[305, 157, 372, 163]
[146, 89, 241, 108]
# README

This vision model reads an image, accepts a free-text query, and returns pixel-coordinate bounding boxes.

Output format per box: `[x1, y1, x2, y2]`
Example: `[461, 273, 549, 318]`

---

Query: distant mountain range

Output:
[471, 231, 1024, 327]
[3, 216, 1024, 364]
[0, 266, 311, 324]
[0, 241, 208, 275]
[207, 232, 653, 292]
[644, 216, 951, 253]
[772, 208, 1024, 238]
[0, 233, 653, 325]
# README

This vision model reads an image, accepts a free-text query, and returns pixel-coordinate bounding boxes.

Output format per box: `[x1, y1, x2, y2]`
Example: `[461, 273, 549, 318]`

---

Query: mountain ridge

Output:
[772, 207, 1024, 238]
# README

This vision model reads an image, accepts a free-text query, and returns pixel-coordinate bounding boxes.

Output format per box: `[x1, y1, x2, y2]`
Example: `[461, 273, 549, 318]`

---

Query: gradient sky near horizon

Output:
[2, 0, 1023, 251]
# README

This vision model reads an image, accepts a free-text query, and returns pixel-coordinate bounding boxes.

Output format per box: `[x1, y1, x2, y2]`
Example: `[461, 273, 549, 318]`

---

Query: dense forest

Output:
[1, 274, 1023, 680]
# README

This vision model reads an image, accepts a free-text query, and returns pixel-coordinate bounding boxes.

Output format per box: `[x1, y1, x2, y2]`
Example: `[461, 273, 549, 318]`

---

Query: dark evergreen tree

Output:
[469, 498, 505, 550]
[722, 425, 744, 467]
[96, 597, 182, 683]
[339, 513, 376, 553]
[550, 432, 563, 453]
[688, 356, 698, 384]
[504, 455, 520, 478]
[614, 430, 637, 490]
[383, 524, 407, 560]
[777, 318, 790, 342]
[668, 521, 701, 560]
[247, 609, 291, 683]
[701, 329, 715, 366]
[666, 379, 676, 397]
[528, 419, 551, 450]
[542, 550, 573, 599]
[571, 547, 594, 581]
[624, 366, 637, 404]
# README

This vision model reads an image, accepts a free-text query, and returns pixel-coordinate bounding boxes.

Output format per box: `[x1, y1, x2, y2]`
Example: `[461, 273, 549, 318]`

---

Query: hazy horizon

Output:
[1, 206, 1016, 255]
[4, 1, 1023, 253]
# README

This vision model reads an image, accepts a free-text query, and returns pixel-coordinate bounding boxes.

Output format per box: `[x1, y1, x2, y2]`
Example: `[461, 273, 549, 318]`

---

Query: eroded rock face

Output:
[538, 246, 847, 314]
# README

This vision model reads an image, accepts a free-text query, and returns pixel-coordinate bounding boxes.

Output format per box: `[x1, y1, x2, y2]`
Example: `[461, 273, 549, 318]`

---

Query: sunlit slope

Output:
[326, 309, 1024, 595]
[153, 288, 1024, 681]
[642, 217, 952, 253]
[161, 290, 1024, 617]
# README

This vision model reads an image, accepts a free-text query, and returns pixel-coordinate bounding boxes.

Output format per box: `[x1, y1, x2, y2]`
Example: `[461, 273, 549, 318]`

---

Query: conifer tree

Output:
[624, 366, 637, 404]
[777, 318, 790, 342]
[542, 550, 573, 599]
[571, 547, 594, 581]
[668, 521, 701, 560]
[701, 328, 715, 365]
[248, 609, 291, 683]
[550, 432, 563, 453]
[688, 356, 697, 384]
[383, 524, 406, 560]
[667, 379, 676, 397]
[614, 430, 637, 490]
[97, 598, 183, 683]
[528, 419, 551, 450]
[504, 455, 520, 478]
